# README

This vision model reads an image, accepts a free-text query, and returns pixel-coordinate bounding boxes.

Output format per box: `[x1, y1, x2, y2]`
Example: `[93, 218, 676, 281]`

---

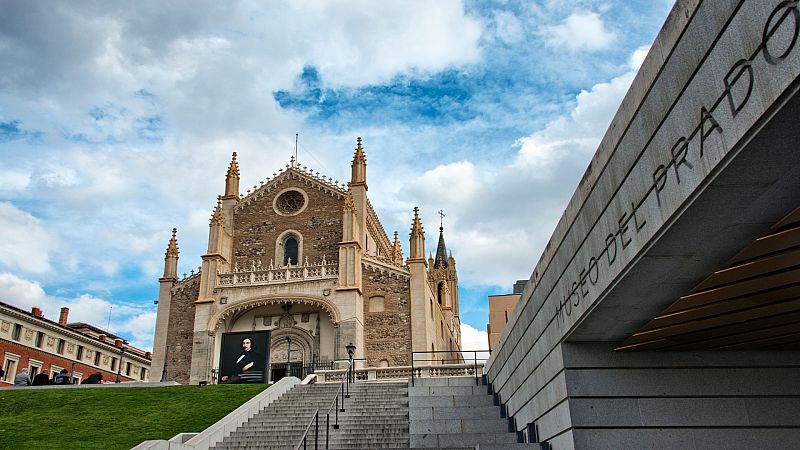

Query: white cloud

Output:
[515, 64, 637, 173]
[545, 11, 615, 52]
[405, 161, 480, 207]
[460, 323, 490, 359]
[489, 10, 525, 44]
[0, 273, 156, 350]
[0, 202, 60, 274]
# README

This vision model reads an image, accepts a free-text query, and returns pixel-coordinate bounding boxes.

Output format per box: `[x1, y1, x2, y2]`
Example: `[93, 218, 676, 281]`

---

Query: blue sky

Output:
[0, 0, 674, 350]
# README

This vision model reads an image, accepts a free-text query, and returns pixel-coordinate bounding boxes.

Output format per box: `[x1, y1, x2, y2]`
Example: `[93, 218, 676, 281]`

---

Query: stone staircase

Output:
[210, 377, 542, 449]
[212, 382, 341, 450]
[326, 381, 410, 449]
[408, 376, 543, 450]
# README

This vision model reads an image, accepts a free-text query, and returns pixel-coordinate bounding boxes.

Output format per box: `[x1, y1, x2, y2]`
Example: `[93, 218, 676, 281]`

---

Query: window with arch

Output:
[283, 236, 298, 266]
[379, 359, 390, 368]
[276, 231, 303, 267]
[437, 282, 444, 305]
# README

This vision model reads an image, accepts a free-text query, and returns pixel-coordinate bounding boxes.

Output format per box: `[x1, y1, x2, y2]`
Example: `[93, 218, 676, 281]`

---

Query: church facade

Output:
[150, 138, 462, 384]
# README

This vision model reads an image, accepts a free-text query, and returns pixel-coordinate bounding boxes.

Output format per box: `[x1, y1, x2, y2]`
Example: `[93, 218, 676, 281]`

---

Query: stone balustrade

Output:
[217, 263, 338, 287]
[314, 362, 485, 383]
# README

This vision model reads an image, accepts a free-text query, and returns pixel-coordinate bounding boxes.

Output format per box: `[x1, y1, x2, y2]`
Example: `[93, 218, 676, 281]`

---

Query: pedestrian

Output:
[14, 368, 31, 386]
[54, 369, 71, 385]
[32, 372, 50, 386]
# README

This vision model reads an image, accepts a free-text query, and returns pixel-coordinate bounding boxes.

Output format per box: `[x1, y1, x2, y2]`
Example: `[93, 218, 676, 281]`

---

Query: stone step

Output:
[410, 405, 503, 420]
[410, 394, 495, 407]
[410, 418, 509, 434]
[411, 431, 520, 448]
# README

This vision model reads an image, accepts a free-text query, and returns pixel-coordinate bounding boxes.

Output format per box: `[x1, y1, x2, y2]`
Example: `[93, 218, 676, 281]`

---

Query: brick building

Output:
[151, 138, 462, 384]
[0, 301, 152, 386]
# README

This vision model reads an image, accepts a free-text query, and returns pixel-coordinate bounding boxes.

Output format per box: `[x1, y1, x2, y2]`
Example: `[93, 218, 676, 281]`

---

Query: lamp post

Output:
[345, 342, 356, 389]
[115, 346, 126, 383]
[287, 337, 292, 378]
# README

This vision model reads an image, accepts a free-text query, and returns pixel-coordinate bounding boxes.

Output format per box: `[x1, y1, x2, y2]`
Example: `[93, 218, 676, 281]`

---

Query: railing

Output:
[314, 361, 487, 384]
[218, 262, 338, 287]
[411, 350, 491, 387]
[295, 381, 346, 450]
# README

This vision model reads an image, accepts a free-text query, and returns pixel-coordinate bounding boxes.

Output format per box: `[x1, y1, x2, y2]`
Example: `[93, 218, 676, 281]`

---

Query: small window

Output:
[437, 282, 444, 305]
[125, 362, 131, 376]
[94, 352, 101, 366]
[140, 368, 147, 381]
[12, 324, 22, 341]
[283, 236, 298, 266]
[378, 359, 390, 368]
[76, 345, 84, 360]
[111, 357, 117, 372]
[56, 339, 65, 355]
[35, 331, 44, 348]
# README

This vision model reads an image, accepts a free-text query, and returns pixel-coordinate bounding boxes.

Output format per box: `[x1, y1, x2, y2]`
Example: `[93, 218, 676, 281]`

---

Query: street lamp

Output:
[345, 342, 356, 385]
[287, 337, 293, 378]
[115, 346, 126, 383]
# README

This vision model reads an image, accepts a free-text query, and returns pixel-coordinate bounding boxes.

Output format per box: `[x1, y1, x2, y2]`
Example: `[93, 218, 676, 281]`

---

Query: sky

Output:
[0, 0, 674, 351]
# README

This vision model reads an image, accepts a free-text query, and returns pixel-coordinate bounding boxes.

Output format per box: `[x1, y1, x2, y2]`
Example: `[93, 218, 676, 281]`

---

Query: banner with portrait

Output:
[219, 331, 270, 384]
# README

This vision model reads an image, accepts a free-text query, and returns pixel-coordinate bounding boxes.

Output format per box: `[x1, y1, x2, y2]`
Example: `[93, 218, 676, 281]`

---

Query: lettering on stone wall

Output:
[555, 1, 800, 327]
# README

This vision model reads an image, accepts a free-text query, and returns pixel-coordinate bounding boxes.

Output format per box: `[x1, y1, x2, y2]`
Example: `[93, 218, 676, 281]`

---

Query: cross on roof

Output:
[438, 210, 445, 228]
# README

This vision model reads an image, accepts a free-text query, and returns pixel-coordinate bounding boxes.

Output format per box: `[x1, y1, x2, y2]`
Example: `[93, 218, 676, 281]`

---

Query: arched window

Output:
[379, 359, 390, 368]
[437, 282, 444, 305]
[284, 236, 298, 266]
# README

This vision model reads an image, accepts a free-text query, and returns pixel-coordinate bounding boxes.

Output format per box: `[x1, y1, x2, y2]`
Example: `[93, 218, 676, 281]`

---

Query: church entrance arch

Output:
[209, 296, 340, 383]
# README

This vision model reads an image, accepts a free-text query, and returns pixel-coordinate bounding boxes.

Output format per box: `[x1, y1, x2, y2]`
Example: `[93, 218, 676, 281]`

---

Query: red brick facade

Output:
[1, 338, 137, 385]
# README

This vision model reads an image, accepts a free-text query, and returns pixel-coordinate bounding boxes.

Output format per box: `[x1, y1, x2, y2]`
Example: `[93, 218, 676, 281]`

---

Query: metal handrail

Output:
[295, 381, 346, 450]
[295, 407, 320, 450]
[410, 349, 491, 387]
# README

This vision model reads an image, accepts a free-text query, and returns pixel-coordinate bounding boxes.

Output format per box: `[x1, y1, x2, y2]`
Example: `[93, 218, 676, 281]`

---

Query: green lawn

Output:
[0, 384, 269, 450]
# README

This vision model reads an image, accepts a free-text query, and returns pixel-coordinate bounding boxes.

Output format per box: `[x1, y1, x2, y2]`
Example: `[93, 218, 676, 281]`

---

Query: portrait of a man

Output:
[219, 331, 269, 384]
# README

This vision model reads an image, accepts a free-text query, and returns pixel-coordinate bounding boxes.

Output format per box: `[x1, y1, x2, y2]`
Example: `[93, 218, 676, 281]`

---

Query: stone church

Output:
[150, 138, 462, 384]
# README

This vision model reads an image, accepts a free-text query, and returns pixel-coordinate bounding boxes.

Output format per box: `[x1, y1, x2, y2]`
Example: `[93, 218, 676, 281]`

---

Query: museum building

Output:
[0, 301, 152, 385]
[151, 138, 462, 384]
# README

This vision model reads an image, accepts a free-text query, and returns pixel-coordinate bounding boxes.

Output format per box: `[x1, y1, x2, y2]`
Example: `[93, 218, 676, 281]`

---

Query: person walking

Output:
[14, 368, 31, 386]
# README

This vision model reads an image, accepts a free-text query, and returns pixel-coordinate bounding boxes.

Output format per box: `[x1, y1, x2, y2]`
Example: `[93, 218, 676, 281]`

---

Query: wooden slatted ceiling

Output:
[617, 206, 800, 351]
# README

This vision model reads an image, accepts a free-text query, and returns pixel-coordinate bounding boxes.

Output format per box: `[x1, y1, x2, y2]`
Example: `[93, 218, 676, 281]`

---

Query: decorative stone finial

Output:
[224, 152, 240, 198]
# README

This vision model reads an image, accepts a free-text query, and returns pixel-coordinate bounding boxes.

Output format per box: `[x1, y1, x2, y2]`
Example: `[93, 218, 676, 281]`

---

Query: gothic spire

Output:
[210, 198, 224, 226]
[410, 207, 424, 237]
[166, 228, 179, 258]
[224, 152, 240, 198]
[409, 207, 425, 260]
[162, 228, 179, 280]
[392, 230, 403, 265]
[350, 137, 367, 187]
[434, 226, 449, 269]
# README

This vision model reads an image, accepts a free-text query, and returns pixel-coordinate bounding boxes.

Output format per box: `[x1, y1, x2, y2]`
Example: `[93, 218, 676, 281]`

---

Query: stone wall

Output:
[165, 275, 199, 384]
[233, 175, 343, 269]
[363, 267, 412, 366]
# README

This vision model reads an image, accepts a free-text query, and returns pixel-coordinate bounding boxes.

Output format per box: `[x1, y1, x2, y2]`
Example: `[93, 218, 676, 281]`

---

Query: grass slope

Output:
[0, 384, 269, 449]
